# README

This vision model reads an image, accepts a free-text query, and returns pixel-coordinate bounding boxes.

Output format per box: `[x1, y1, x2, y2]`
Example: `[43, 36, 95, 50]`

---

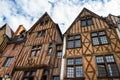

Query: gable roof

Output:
[64, 8, 104, 35]
[28, 12, 63, 40]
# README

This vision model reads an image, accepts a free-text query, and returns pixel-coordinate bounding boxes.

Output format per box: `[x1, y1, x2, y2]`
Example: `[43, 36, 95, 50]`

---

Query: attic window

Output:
[40, 20, 49, 26]
[37, 30, 46, 37]
[81, 18, 93, 27]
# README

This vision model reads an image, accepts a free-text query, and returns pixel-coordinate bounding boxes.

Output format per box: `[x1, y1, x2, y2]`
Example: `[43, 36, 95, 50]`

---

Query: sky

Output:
[0, 0, 120, 34]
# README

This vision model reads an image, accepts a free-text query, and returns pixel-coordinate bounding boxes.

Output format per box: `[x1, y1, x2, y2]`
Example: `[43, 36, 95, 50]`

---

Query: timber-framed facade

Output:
[61, 8, 120, 80]
[0, 8, 120, 80]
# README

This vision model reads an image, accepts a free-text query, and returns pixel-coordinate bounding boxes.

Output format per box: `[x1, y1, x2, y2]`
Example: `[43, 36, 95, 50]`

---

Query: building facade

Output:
[0, 8, 120, 80]
[61, 8, 120, 80]
[0, 24, 13, 55]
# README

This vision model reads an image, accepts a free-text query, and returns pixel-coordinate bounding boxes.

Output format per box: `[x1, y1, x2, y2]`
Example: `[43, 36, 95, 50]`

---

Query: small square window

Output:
[81, 20, 86, 26]
[67, 59, 74, 65]
[75, 58, 82, 64]
[57, 51, 62, 58]
[87, 19, 93, 25]
[3, 57, 13, 67]
[37, 30, 46, 37]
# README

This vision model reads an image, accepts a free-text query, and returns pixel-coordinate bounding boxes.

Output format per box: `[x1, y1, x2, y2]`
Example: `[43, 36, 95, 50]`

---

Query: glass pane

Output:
[100, 36, 108, 44]
[68, 41, 74, 48]
[106, 55, 114, 62]
[31, 51, 36, 57]
[31, 71, 35, 76]
[53, 76, 60, 80]
[98, 65, 107, 77]
[75, 40, 81, 47]
[108, 64, 119, 77]
[25, 71, 30, 76]
[67, 59, 74, 65]
[75, 35, 80, 39]
[92, 37, 99, 45]
[57, 51, 62, 58]
[36, 50, 40, 56]
[91, 33, 97, 37]
[96, 56, 104, 63]
[67, 67, 74, 78]
[75, 58, 82, 64]
[81, 20, 86, 26]
[87, 19, 93, 25]
[3, 57, 13, 67]
[99, 31, 105, 36]
[76, 66, 83, 77]
[48, 48, 52, 54]
[68, 36, 74, 40]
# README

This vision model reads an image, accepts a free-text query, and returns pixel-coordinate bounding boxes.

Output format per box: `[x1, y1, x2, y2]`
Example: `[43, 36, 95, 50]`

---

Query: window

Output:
[53, 76, 60, 80]
[47, 43, 53, 55]
[23, 71, 35, 80]
[40, 19, 49, 26]
[67, 35, 81, 48]
[67, 58, 83, 78]
[30, 45, 41, 57]
[91, 31, 109, 46]
[3, 57, 13, 67]
[37, 30, 46, 37]
[96, 55, 119, 78]
[42, 70, 48, 80]
[81, 18, 93, 26]
[57, 51, 62, 58]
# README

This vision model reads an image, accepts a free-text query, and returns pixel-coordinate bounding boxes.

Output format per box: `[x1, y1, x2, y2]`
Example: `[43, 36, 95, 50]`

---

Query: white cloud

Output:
[0, 0, 120, 34]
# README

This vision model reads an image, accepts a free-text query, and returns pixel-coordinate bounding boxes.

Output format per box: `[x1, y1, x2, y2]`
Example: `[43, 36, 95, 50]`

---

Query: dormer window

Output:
[81, 18, 93, 27]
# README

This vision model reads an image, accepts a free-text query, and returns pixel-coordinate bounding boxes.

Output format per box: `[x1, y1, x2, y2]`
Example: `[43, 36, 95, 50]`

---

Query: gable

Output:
[29, 12, 55, 33]
[64, 8, 111, 35]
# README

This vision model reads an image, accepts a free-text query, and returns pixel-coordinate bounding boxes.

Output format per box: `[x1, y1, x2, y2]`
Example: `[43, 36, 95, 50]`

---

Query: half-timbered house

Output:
[61, 8, 120, 80]
[106, 14, 120, 38]
[0, 23, 13, 55]
[0, 25, 26, 80]
[11, 12, 63, 80]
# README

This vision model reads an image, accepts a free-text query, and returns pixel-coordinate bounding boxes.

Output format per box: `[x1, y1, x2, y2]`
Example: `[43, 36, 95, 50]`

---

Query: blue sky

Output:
[0, 0, 120, 33]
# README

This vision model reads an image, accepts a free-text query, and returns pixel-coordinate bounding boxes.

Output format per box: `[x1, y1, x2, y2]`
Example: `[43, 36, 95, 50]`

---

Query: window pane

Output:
[91, 33, 97, 37]
[81, 20, 86, 26]
[57, 51, 62, 58]
[3, 57, 13, 67]
[67, 67, 74, 78]
[48, 48, 52, 54]
[75, 58, 82, 64]
[92, 37, 99, 45]
[75, 35, 80, 39]
[75, 40, 81, 47]
[106, 55, 114, 62]
[68, 41, 74, 48]
[87, 19, 93, 25]
[68, 36, 74, 40]
[98, 65, 107, 77]
[36, 50, 40, 56]
[76, 66, 83, 77]
[67, 59, 74, 65]
[99, 31, 105, 36]
[108, 64, 119, 77]
[100, 36, 108, 44]
[30, 51, 36, 57]
[96, 56, 104, 63]
[53, 76, 60, 80]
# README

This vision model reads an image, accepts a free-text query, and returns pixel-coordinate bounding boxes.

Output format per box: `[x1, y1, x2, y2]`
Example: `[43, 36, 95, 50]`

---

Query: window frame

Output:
[91, 31, 109, 46]
[67, 35, 81, 49]
[81, 18, 93, 27]
[56, 50, 62, 58]
[36, 30, 46, 38]
[66, 58, 84, 79]
[3, 57, 13, 67]
[96, 55, 120, 78]
[23, 71, 36, 80]
[30, 45, 41, 57]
